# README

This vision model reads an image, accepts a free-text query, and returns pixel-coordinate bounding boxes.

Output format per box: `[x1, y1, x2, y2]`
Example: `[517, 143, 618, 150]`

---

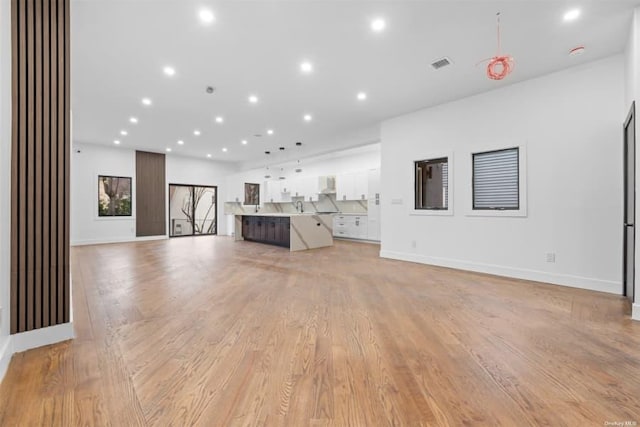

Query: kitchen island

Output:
[235, 213, 334, 251]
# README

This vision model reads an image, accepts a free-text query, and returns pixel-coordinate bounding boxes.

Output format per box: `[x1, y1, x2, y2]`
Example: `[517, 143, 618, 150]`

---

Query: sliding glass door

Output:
[169, 184, 217, 237]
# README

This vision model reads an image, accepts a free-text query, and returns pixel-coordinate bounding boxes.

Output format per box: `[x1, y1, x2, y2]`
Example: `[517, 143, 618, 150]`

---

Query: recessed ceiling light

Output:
[193, 130, 201, 136]
[563, 9, 581, 22]
[267, 129, 274, 135]
[113, 140, 120, 145]
[199, 8, 215, 24]
[248, 95, 259, 104]
[163, 66, 176, 76]
[177, 140, 184, 145]
[129, 117, 138, 124]
[241, 139, 248, 145]
[300, 61, 313, 73]
[303, 114, 312, 122]
[120, 130, 128, 136]
[222, 147, 228, 152]
[370, 18, 386, 32]
[357, 92, 367, 101]
[207, 153, 212, 158]
[166, 147, 172, 152]
[215, 116, 224, 123]
[142, 98, 152, 106]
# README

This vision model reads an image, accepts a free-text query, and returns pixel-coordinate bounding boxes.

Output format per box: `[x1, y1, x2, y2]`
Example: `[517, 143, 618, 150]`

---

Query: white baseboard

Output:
[379, 250, 620, 295]
[71, 235, 168, 246]
[633, 303, 640, 321]
[12, 322, 74, 353]
[0, 336, 11, 384]
[0, 322, 74, 384]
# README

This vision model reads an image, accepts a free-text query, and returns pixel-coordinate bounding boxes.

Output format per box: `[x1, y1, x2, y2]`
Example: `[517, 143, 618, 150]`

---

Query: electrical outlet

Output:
[411, 240, 417, 249]
[546, 253, 556, 263]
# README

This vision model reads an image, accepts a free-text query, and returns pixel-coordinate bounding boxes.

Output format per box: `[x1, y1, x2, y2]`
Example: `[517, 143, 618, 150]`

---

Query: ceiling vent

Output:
[430, 57, 452, 70]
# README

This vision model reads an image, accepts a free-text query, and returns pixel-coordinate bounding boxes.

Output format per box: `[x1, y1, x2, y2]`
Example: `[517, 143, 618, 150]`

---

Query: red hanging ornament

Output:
[480, 13, 514, 81]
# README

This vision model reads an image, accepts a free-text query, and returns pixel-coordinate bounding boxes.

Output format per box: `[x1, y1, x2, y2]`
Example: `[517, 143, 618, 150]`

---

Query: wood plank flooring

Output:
[1, 236, 639, 426]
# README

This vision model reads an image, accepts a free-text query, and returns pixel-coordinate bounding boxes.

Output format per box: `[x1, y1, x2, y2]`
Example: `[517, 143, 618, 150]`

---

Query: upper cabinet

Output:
[261, 169, 379, 204]
[226, 178, 244, 203]
[336, 171, 368, 201]
[297, 176, 320, 202]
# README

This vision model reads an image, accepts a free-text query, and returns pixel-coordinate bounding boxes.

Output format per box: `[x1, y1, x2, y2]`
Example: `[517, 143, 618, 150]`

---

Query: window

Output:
[472, 147, 519, 210]
[244, 183, 260, 205]
[415, 157, 448, 210]
[169, 184, 217, 237]
[98, 175, 132, 216]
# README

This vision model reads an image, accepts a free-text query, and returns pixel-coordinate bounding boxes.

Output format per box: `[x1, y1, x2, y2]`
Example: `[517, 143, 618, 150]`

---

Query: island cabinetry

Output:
[242, 215, 290, 247]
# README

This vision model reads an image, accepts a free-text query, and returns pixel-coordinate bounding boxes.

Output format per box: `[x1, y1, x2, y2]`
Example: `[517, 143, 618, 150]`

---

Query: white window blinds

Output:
[473, 148, 519, 210]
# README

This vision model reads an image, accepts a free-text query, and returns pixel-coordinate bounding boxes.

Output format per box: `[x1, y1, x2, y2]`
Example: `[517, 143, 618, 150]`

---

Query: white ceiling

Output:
[72, 0, 640, 167]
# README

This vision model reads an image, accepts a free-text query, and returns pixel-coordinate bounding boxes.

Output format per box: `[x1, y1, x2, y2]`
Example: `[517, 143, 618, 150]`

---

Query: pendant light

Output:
[295, 142, 303, 173]
[278, 147, 286, 180]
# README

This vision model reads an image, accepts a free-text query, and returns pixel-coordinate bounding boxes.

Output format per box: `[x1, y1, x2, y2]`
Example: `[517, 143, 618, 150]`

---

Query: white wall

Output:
[71, 142, 237, 245]
[71, 143, 137, 245]
[0, 0, 13, 379]
[625, 8, 640, 319]
[380, 55, 625, 295]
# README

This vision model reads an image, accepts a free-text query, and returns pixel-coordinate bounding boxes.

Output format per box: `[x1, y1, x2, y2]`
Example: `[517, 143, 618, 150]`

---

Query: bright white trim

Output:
[71, 234, 168, 246]
[379, 249, 620, 295]
[633, 303, 640, 321]
[410, 151, 454, 216]
[12, 322, 74, 353]
[0, 336, 11, 383]
[466, 143, 528, 218]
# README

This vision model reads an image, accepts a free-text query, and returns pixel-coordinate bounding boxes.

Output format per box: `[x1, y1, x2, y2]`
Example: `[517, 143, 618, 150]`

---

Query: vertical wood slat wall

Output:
[10, 0, 70, 334]
[136, 151, 167, 237]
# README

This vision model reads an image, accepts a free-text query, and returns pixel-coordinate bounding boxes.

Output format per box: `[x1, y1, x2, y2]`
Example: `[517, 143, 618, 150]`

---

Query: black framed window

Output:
[98, 175, 132, 216]
[169, 184, 218, 237]
[472, 147, 519, 210]
[244, 183, 260, 205]
[415, 157, 448, 210]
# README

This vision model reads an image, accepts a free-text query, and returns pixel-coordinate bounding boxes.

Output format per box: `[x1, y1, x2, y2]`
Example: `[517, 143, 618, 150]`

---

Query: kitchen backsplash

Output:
[224, 193, 368, 215]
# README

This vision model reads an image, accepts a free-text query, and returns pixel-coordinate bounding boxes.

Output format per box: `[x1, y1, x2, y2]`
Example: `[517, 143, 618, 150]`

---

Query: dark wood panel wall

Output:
[10, 0, 71, 334]
[136, 151, 166, 237]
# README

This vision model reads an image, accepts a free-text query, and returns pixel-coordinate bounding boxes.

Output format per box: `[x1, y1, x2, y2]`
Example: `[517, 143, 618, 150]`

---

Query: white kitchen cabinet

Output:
[336, 171, 368, 201]
[279, 180, 292, 203]
[280, 179, 294, 197]
[336, 172, 353, 201]
[333, 214, 368, 240]
[354, 171, 368, 201]
[368, 168, 380, 199]
[264, 180, 281, 203]
[297, 176, 319, 201]
[226, 181, 244, 203]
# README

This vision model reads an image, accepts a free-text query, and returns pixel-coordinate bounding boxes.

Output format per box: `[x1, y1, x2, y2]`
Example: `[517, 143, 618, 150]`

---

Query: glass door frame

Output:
[168, 183, 218, 238]
[623, 102, 636, 303]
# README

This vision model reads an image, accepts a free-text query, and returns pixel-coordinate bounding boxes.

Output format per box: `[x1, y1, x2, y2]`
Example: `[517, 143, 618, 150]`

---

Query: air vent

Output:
[430, 57, 452, 70]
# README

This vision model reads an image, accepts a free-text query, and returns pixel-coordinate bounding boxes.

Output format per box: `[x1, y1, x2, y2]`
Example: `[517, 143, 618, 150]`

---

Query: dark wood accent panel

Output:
[136, 151, 166, 237]
[10, 0, 71, 334]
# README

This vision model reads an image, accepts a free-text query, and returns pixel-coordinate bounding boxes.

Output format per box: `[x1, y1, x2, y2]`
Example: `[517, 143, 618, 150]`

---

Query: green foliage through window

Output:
[98, 176, 132, 216]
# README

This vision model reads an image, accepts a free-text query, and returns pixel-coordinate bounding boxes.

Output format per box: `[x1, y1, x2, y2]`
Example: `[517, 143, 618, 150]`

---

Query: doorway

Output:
[624, 102, 635, 304]
[169, 184, 218, 237]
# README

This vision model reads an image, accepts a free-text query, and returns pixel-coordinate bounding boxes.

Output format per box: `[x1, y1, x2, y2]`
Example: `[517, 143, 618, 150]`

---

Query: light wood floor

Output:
[1, 237, 639, 426]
